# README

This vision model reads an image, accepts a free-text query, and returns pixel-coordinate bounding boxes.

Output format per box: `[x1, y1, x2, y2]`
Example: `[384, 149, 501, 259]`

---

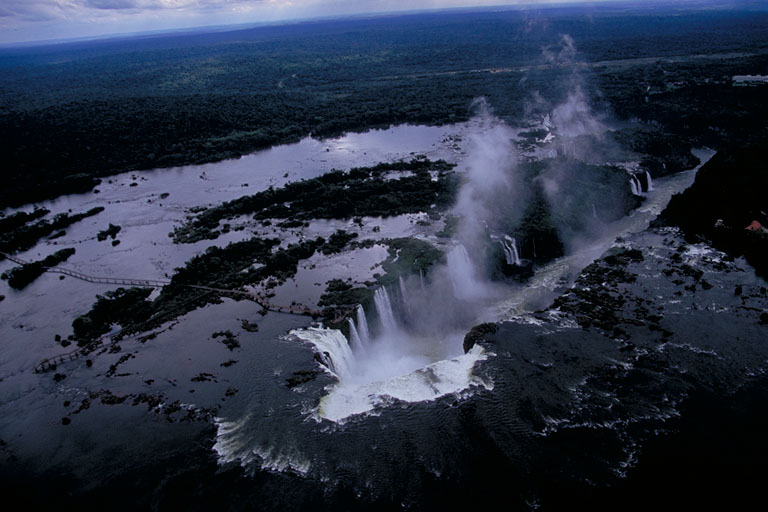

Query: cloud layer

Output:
[0, 1, 604, 44]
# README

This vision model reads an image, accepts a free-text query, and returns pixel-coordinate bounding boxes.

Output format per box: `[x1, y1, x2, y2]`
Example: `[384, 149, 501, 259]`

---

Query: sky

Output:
[0, 0, 619, 45]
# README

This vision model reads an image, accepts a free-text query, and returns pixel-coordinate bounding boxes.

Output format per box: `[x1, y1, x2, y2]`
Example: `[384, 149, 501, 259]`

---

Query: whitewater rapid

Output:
[295, 324, 492, 422]
[291, 278, 494, 422]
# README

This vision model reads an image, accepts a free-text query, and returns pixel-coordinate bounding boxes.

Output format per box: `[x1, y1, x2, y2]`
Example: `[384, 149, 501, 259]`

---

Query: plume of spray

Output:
[450, 98, 526, 293]
[530, 34, 634, 253]
[545, 34, 608, 151]
[295, 101, 533, 399]
[295, 38, 626, 414]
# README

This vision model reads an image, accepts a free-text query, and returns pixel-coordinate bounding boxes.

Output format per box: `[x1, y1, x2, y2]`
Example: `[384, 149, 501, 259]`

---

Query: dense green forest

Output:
[1, 5, 768, 208]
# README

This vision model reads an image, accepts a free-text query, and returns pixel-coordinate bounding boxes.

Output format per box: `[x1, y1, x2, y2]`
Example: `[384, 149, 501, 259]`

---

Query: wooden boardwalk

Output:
[1, 252, 353, 372]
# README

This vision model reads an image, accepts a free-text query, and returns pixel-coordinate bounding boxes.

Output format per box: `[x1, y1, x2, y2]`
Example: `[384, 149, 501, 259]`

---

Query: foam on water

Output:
[316, 343, 491, 422]
[288, 323, 491, 423]
[213, 415, 312, 475]
[294, 327, 355, 380]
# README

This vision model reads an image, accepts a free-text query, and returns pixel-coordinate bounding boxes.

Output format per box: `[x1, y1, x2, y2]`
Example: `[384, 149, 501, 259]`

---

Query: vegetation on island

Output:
[0, 208, 50, 234]
[0, 207, 104, 254]
[71, 287, 154, 342]
[97, 224, 121, 242]
[319, 230, 359, 255]
[211, 330, 240, 351]
[1, 248, 76, 290]
[171, 158, 457, 243]
[478, 157, 642, 277]
[317, 236, 444, 327]
[612, 128, 700, 178]
[377, 237, 444, 286]
[70, 235, 328, 344]
[319, 279, 374, 310]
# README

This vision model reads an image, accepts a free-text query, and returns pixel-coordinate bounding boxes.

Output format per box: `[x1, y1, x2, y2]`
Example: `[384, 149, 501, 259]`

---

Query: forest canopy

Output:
[1, 7, 768, 208]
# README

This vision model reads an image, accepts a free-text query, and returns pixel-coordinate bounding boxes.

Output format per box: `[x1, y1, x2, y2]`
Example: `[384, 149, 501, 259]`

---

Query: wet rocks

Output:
[286, 370, 319, 388]
[461, 225, 768, 499]
[463, 322, 498, 352]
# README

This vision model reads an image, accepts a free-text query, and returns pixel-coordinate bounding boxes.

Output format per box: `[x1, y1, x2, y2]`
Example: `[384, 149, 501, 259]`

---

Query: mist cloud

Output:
[454, 98, 521, 254]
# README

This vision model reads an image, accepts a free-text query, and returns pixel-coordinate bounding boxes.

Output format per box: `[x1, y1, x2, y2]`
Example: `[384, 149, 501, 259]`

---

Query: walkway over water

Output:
[1, 252, 353, 372]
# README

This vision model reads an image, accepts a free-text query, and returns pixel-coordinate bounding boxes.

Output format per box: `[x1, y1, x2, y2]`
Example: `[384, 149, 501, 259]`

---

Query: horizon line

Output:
[0, 0, 711, 49]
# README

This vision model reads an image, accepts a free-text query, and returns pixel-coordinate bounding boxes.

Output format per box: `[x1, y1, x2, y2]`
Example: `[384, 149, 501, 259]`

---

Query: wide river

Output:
[0, 120, 721, 508]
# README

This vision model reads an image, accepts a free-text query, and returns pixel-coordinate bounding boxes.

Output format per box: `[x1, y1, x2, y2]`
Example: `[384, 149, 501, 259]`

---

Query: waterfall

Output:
[629, 174, 642, 196]
[508, 236, 521, 266]
[399, 276, 412, 314]
[296, 327, 355, 380]
[645, 171, 654, 191]
[500, 241, 513, 265]
[348, 318, 363, 350]
[419, 269, 426, 293]
[374, 287, 399, 337]
[500, 236, 521, 266]
[446, 244, 482, 300]
[355, 305, 370, 346]
[592, 203, 598, 219]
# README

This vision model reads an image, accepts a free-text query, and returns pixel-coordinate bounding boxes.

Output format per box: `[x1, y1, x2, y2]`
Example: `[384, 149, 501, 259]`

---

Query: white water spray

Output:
[446, 244, 484, 300]
[374, 287, 399, 336]
[348, 318, 362, 349]
[501, 235, 522, 266]
[399, 276, 411, 314]
[297, 327, 355, 380]
[355, 305, 370, 346]
[645, 171, 654, 191]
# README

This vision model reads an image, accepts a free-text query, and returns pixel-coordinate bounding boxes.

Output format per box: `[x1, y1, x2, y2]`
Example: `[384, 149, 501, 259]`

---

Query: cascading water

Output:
[645, 171, 654, 191]
[501, 235, 522, 266]
[399, 276, 411, 314]
[278, 109, 527, 423]
[355, 305, 370, 346]
[500, 241, 513, 265]
[629, 173, 642, 196]
[297, 327, 356, 380]
[374, 287, 399, 336]
[348, 318, 363, 350]
[291, 277, 491, 422]
[446, 244, 484, 299]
